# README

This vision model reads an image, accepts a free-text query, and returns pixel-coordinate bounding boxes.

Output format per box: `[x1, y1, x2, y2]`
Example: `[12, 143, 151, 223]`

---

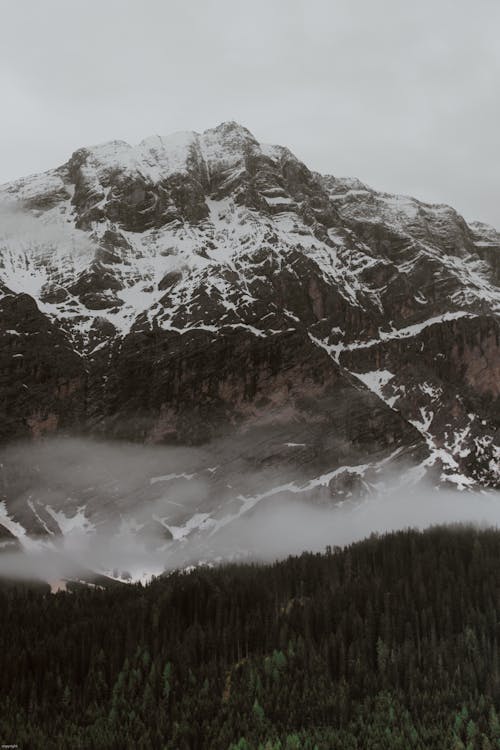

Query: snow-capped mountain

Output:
[1, 121, 499, 571]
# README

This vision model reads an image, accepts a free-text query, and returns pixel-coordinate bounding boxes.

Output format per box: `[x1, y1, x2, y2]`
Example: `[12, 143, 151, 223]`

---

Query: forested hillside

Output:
[2, 525, 500, 749]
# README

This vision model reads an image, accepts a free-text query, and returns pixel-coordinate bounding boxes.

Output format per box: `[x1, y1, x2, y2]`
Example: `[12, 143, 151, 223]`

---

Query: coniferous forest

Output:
[2, 525, 500, 749]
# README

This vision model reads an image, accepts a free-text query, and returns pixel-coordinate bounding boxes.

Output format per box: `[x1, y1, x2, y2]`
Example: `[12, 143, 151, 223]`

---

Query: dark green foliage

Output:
[2, 525, 500, 748]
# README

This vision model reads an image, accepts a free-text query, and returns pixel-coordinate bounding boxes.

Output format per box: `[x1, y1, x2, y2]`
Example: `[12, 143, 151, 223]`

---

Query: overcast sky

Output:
[1, 0, 498, 227]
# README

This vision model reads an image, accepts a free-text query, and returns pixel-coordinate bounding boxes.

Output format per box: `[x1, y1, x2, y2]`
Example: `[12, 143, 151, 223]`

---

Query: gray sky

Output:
[1, 0, 498, 227]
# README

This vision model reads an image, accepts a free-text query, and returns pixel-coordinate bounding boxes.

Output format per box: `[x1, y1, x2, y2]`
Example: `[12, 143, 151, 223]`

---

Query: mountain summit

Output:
[0, 122, 499, 554]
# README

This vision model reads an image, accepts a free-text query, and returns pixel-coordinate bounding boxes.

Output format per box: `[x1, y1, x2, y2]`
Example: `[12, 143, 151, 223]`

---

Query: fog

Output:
[1, 438, 499, 587]
[0, 201, 95, 256]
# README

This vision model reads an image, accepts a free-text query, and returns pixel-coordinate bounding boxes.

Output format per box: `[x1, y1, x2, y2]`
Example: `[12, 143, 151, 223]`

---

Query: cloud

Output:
[1, 437, 499, 586]
[0, 201, 95, 256]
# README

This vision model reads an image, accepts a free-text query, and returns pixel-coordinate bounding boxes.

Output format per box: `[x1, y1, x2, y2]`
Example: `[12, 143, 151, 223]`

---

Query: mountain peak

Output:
[202, 121, 259, 150]
[63, 123, 262, 189]
[206, 120, 255, 137]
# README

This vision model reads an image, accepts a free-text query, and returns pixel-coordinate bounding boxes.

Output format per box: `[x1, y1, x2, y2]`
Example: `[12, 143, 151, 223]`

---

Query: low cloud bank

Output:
[0, 437, 499, 585]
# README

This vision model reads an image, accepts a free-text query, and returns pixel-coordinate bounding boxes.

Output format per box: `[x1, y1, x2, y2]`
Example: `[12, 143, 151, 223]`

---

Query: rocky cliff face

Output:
[0, 121, 499, 558]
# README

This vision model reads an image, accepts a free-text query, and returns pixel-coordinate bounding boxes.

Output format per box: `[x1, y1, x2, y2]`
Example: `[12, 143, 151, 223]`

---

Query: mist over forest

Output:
[1, 437, 500, 586]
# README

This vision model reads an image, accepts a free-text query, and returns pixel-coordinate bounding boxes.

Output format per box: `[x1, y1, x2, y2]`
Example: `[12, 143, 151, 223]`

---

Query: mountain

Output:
[0, 121, 499, 572]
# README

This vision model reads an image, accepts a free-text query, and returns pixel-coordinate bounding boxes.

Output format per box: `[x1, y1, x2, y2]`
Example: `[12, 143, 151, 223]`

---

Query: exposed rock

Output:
[328, 471, 370, 499]
[80, 292, 124, 310]
[158, 269, 183, 291]
[0, 293, 86, 443]
[39, 282, 69, 304]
